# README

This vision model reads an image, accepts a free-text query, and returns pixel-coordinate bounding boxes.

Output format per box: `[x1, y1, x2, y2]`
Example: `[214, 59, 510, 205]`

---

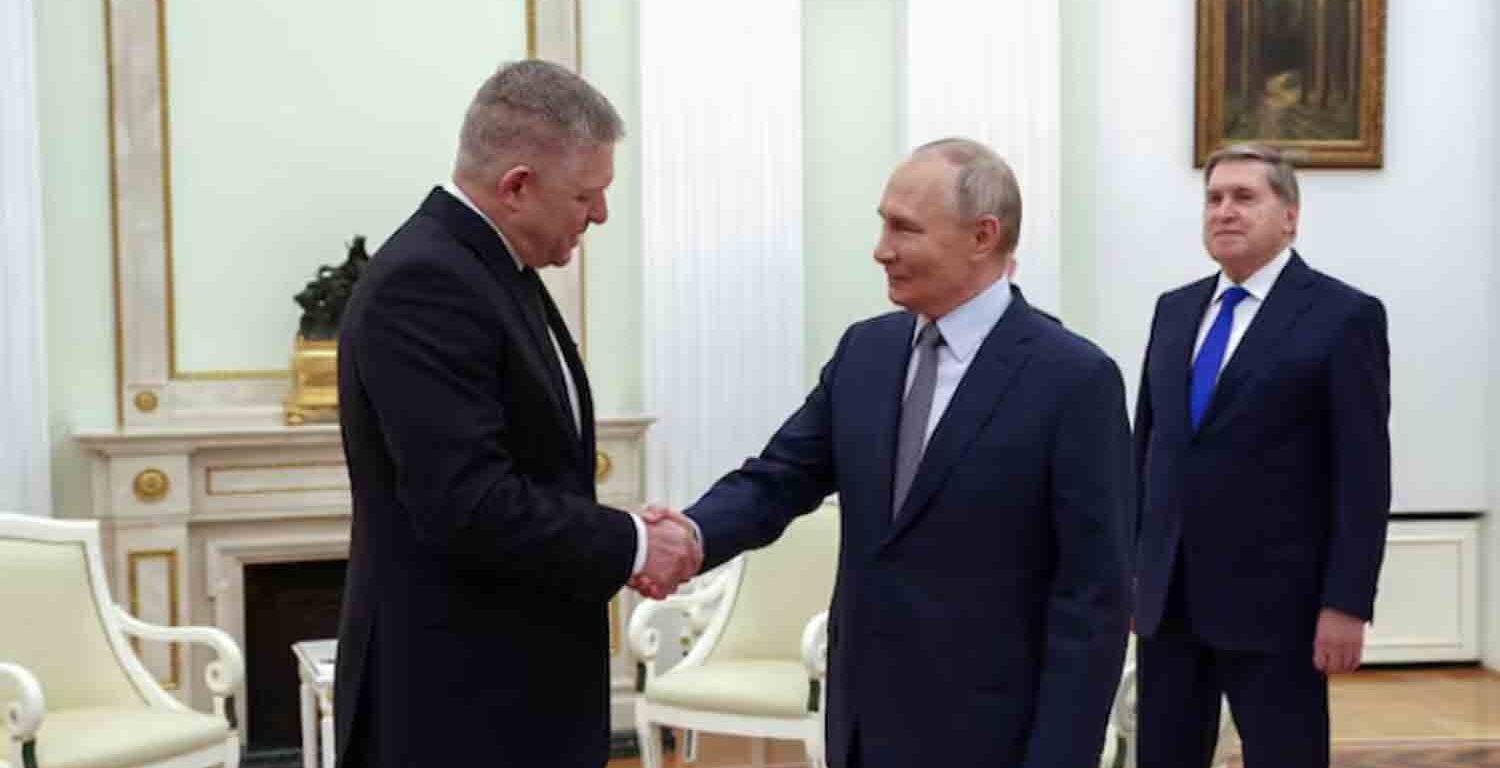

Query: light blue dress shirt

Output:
[907, 275, 1014, 447]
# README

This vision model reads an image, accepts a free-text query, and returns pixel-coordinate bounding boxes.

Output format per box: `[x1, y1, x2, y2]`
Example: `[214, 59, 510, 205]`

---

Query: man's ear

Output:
[1283, 204, 1300, 238]
[496, 165, 533, 208]
[974, 214, 1002, 259]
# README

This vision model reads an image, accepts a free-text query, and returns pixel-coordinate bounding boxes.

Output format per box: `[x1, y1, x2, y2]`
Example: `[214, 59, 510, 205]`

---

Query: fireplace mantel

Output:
[75, 415, 654, 734]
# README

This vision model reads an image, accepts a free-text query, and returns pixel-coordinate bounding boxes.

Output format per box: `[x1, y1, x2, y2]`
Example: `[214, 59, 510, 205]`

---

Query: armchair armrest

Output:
[799, 611, 829, 715]
[626, 568, 734, 662]
[799, 610, 829, 679]
[0, 662, 44, 768]
[626, 567, 738, 694]
[111, 604, 244, 724]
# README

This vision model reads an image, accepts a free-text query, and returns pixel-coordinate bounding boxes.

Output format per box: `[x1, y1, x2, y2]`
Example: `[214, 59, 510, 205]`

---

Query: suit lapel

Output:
[538, 281, 593, 477]
[1164, 277, 1217, 437]
[883, 294, 1036, 546]
[419, 188, 581, 445]
[869, 314, 917, 542]
[1197, 252, 1316, 433]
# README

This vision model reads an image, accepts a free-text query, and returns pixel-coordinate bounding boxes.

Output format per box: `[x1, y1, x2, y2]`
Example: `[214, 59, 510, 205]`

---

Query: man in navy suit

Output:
[652, 139, 1133, 768]
[334, 61, 701, 768]
[1133, 143, 1391, 768]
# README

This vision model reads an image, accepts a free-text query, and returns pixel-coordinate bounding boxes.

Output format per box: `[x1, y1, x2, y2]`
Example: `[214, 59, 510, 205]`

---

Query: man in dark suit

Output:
[334, 61, 701, 768]
[1133, 143, 1391, 768]
[650, 138, 1133, 768]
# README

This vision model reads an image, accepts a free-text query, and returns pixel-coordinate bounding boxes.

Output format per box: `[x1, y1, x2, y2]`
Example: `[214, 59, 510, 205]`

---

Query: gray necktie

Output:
[893, 323, 943, 518]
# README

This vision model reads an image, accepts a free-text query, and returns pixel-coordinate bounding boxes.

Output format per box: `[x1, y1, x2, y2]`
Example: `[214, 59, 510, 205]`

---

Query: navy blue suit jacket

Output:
[687, 289, 1132, 768]
[1133, 252, 1391, 652]
[334, 188, 637, 767]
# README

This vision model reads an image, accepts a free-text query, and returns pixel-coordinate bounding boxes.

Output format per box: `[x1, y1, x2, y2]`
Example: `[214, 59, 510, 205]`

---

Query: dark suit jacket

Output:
[334, 188, 637, 767]
[1133, 252, 1391, 652]
[687, 289, 1132, 768]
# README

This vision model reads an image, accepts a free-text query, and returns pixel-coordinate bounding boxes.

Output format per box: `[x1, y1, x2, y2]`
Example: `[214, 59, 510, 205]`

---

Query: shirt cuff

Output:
[629, 512, 649, 576]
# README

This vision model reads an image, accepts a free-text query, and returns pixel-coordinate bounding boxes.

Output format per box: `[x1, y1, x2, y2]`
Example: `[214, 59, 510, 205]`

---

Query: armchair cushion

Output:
[29, 707, 227, 768]
[646, 660, 811, 718]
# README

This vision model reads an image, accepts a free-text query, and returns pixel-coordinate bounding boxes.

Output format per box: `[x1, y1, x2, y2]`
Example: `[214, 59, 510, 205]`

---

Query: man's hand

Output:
[629, 504, 702, 599]
[1313, 607, 1365, 674]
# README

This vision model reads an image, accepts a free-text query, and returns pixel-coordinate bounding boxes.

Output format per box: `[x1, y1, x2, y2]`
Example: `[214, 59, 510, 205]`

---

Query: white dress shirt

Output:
[442, 181, 649, 575]
[907, 275, 1014, 448]
[1191, 247, 1292, 381]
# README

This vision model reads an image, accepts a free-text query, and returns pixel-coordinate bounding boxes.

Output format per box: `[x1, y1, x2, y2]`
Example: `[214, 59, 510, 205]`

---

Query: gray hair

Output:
[913, 137, 1023, 256]
[1204, 143, 1300, 207]
[454, 60, 625, 184]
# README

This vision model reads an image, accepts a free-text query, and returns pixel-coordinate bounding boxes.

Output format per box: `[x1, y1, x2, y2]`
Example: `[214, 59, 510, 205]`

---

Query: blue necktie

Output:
[1189, 286, 1250, 430]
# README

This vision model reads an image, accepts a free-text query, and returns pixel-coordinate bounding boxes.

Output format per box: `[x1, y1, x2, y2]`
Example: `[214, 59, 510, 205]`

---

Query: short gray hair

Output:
[1204, 143, 1300, 207]
[913, 137, 1023, 256]
[454, 60, 625, 184]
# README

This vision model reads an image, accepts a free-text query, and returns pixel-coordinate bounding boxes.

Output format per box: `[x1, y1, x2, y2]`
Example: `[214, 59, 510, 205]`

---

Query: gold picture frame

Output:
[1195, 0, 1386, 168]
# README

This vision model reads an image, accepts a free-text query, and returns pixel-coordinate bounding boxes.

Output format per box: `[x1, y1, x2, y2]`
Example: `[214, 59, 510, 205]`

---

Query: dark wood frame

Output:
[1194, 0, 1386, 168]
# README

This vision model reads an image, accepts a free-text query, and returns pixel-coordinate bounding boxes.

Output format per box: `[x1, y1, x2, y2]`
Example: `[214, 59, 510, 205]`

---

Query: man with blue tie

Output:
[646, 138, 1133, 768]
[1133, 143, 1392, 767]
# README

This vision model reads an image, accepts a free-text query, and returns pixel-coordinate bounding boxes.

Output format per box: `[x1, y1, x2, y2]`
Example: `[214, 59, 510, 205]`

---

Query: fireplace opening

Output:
[244, 559, 347, 760]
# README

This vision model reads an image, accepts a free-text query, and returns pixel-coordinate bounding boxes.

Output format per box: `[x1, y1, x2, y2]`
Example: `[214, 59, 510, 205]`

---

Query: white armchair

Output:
[629, 502, 839, 768]
[0, 512, 244, 768]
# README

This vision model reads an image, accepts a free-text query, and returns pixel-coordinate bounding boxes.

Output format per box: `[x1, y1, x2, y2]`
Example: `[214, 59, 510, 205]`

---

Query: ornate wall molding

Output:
[102, 0, 584, 427]
[77, 415, 652, 728]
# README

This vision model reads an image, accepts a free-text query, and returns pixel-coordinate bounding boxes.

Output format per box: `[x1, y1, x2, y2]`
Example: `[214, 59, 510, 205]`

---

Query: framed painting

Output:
[1195, 0, 1386, 167]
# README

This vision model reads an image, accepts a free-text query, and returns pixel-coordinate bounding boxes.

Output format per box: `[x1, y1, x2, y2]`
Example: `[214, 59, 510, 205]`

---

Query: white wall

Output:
[1077, 0, 1495, 514]
[34, 0, 114, 519]
[802, 0, 903, 386]
[1484, 0, 1500, 671]
[1058, 0, 1099, 332]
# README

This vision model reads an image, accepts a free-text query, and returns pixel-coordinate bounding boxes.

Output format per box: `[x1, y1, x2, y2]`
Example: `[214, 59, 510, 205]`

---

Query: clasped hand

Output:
[629, 504, 703, 599]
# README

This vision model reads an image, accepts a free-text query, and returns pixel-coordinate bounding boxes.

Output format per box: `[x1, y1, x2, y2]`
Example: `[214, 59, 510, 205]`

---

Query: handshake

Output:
[629, 504, 704, 599]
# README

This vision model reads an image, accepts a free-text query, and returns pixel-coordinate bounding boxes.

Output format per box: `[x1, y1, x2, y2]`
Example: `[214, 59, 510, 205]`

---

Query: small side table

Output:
[292, 639, 338, 768]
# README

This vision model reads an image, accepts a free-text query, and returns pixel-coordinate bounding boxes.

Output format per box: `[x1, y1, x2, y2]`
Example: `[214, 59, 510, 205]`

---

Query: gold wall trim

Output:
[576, 0, 588, 360]
[104, 0, 124, 427]
[205, 460, 349, 497]
[608, 595, 619, 655]
[173, 369, 290, 382]
[155, 0, 183, 380]
[133, 390, 160, 413]
[132, 468, 171, 503]
[127, 549, 181, 690]
[526, 0, 538, 58]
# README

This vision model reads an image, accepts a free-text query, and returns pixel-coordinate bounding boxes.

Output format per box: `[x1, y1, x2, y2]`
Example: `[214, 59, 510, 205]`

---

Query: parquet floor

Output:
[609, 666, 1500, 768]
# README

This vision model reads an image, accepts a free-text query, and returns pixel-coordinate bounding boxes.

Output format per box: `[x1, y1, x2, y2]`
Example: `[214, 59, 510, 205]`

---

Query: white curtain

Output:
[641, 0, 805, 509]
[0, 0, 51, 515]
[904, 0, 1061, 313]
